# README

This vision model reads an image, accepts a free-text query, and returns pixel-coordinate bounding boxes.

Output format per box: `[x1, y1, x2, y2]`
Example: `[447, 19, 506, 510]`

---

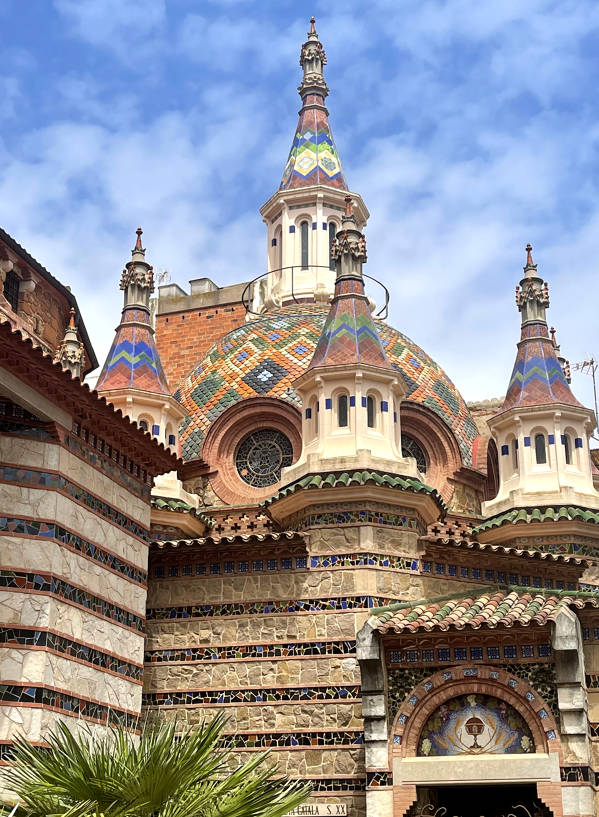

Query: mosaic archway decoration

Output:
[417, 693, 535, 756]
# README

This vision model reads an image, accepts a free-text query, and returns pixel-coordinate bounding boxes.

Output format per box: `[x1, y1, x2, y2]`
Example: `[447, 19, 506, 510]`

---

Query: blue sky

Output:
[3, 0, 599, 412]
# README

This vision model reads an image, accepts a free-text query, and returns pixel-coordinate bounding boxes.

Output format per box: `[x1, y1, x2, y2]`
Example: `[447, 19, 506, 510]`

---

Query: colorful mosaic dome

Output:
[175, 305, 479, 466]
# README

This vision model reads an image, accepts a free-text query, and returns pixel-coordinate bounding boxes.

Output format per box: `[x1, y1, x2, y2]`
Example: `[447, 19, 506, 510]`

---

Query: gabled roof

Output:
[0, 226, 98, 372]
[374, 587, 599, 634]
[0, 319, 178, 476]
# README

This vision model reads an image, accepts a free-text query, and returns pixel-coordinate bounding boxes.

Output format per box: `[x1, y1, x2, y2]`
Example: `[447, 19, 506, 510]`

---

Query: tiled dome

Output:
[175, 304, 479, 465]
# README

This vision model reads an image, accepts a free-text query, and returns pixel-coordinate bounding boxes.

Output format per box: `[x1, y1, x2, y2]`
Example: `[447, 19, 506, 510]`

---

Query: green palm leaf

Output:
[2, 717, 310, 817]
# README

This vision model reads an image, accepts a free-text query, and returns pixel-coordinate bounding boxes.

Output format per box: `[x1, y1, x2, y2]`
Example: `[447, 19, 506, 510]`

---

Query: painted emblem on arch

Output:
[418, 694, 535, 756]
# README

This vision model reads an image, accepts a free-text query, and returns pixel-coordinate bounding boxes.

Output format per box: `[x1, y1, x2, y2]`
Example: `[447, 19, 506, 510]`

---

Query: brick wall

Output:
[155, 302, 247, 389]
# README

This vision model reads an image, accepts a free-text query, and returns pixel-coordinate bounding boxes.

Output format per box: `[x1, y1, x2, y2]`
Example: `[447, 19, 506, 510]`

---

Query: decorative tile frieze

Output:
[145, 639, 356, 663]
[307, 778, 365, 792]
[388, 643, 551, 666]
[146, 596, 397, 621]
[365, 771, 393, 787]
[221, 730, 364, 748]
[0, 684, 139, 728]
[311, 553, 419, 571]
[0, 627, 142, 681]
[0, 570, 144, 631]
[143, 684, 360, 707]
[0, 516, 146, 585]
[65, 430, 151, 500]
[286, 502, 422, 532]
[0, 466, 148, 540]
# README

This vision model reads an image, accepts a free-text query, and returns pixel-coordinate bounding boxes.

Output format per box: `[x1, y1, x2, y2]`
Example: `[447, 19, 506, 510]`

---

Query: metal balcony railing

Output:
[241, 265, 389, 319]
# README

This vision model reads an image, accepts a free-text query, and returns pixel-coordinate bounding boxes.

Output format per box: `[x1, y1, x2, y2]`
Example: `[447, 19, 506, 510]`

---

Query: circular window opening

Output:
[401, 433, 428, 474]
[235, 428, 294, 488]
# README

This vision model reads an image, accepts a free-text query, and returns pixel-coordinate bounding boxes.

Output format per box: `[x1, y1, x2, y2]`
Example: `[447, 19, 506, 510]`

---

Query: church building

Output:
[1, 17, 599, 817]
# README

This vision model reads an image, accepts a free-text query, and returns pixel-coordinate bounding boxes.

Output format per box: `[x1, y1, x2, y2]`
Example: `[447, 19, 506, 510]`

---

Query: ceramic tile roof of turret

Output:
[279, 18, 348, 191]
[96, 229, 171, 395]
[308, 197, 391, 370]
[500, 244, 581, 412]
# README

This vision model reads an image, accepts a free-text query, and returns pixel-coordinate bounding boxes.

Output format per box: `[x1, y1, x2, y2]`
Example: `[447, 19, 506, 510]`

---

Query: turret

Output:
[96, 229, 185, 454]
[54, 308, 84, 378]
[482, 244, 599, 516]
[257, 18, 369, 312]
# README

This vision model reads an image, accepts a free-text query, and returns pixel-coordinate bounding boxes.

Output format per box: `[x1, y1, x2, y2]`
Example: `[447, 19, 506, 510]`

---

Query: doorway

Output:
[407, 784, 552, 817]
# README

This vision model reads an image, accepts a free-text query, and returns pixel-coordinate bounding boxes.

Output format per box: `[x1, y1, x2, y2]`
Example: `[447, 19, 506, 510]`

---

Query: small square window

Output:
[168, 565, 178, 577]
[470, 647, 483, 660]
[224, 561, 234, 574]
[555, 580, 564, 589]
[238, 561, 249, 573]
[438, 648, 451, 661]
[182, 565, 192, 576]
[544, 578, 553, 589]
[533, 576, 541, 588]
[422, 649, 434, 662]
[538, 644, 552, 657]
[435, 563, 444, 575]
[487, 646, 500, 660]
[593, 628, 599, 641]
[582, 628, 590, 641]
[196, 564, 206, 575]
[520, 576, 530, 587]
[472, 568, 481, 579]
[267, 559, 277, 571]
[422, 561, 432, 573]
[296, 557, 307, 569]
[454, 647, 467, 660]
[253, 560, 263, 572]
[497, 572, 506, 584]
[504, 645, 517, 659]
[406, 650, 418, 662]
[389, 650, 402, 663]
[509, 574, 518, 585]
[154, 566, 164, 578]
[448, 564, 457, 576]
[210, 563, 220, 574]
[485, 570, 494, 582]
[460, 566, 469, 579]
[281, 558, 292, 570]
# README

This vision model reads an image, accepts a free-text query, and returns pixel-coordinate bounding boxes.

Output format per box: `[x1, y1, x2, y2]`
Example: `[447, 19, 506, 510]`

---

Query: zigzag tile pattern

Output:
[309, 277, 391, 369]
[96, 308, 170, 394]
[280, 94, 347, 191]
[502, 321, 580, 410]
[175, 305, 479, 465]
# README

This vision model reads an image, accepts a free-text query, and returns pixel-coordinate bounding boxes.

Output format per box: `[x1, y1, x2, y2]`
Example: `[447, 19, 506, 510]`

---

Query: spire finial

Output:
[68, 307, 76, 329]
[550, 326, 557, 346]
[525, 243, 534, 267]
[310, 16, 316, 34]
[135, 227, 143, 251]
[344, 195, 353, 217]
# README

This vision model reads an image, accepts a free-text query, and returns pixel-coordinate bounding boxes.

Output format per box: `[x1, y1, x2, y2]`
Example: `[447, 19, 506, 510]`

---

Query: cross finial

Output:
[135, 227, 143, 250]
[525, 243, 534, 267]
[344, 195, 353, 217]
[309, 16, 316, 34]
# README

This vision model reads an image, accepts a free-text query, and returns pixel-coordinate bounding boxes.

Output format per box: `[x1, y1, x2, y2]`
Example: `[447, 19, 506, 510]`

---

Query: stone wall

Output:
[0, 425, 151, 757]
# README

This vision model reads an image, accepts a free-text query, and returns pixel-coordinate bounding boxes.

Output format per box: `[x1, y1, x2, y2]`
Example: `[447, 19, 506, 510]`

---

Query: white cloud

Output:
[54, 0, 166, 54]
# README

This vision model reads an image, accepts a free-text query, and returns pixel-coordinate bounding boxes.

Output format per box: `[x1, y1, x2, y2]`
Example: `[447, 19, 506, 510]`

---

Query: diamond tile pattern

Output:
[176, 304, 479, 463]
[97, 307, 170, 394]
[280, 94, 348, 191]
[309, 278, 391, 369]
[502, 321, 581, 410]
[375, 589, 599, 634]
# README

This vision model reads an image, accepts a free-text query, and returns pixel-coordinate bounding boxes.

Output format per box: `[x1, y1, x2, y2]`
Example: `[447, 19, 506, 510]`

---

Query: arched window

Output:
[367, 395, 376, 429]
[138, 419, 148, 431]
[564, 434, 572, 465]
[300, 221, 309, 269]
[401, 434, 428, 474]
[329, 222, 337, 271]
[3, 269, 20, 312]
[512, 439, 519, 471]
[274, 225, 282, 270]
[311, 397, 319, 436]
[338, 394, 348, 428]
[534, 433, 547, 465]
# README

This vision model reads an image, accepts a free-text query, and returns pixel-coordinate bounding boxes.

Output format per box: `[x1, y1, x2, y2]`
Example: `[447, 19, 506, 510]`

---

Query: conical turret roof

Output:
[308, 197, 391, 370]
[501, 244, 581, 411]
[96, 229, 171, 395]
[279, 18, 348, 191]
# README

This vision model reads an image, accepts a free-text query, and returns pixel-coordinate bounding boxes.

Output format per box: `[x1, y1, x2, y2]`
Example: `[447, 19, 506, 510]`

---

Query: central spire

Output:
[279, 17, 348, 190]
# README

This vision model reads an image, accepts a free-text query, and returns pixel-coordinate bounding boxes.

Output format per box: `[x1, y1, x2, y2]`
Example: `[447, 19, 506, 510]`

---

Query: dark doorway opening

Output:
[407, 784, 551, 817]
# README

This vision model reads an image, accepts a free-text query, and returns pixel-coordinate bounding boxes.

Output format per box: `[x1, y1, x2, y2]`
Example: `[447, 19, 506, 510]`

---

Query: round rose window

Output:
[235, 429, 294, 487]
